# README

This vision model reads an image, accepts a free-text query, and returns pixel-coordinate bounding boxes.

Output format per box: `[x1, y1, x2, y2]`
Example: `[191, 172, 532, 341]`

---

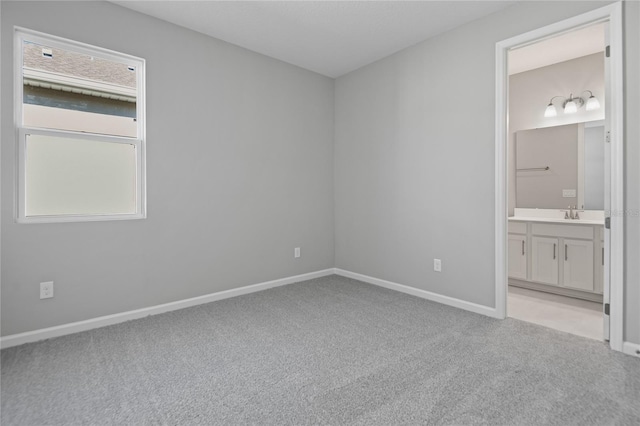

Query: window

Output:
[15, 28, 146, 223]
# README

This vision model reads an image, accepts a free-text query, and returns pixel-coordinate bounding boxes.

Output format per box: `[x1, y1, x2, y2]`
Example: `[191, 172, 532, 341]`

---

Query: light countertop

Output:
[509, 208, 605, 226]
[508, 216, 604, 225]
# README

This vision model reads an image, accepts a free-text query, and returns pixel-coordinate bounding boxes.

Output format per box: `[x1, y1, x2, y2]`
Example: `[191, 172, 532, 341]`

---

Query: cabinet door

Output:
[508, 234, 527, 280]
[531, 236, 559, 285]
[594, 239, 604, 294]
[563, 239, 594, 292]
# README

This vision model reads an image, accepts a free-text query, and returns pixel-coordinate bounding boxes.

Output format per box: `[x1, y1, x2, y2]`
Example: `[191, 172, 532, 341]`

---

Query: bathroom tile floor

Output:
[508, 286, 603, 341]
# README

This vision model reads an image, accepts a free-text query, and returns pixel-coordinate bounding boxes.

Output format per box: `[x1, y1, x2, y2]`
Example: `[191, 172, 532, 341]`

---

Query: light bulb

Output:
[544, 103, 557, 117]
[586, 95, 600, 111]
[564, 100, 578, 114]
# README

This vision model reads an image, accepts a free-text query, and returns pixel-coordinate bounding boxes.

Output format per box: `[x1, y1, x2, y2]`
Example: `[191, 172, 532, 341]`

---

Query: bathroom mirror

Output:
[515, 121, 604, 210]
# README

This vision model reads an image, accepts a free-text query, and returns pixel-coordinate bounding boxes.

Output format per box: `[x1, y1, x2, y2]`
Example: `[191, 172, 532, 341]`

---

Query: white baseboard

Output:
[334, 268, 498, 318]
[10, 267, 628, 355]
[622, 341, 640, 358]
[0, 268, 335, 349]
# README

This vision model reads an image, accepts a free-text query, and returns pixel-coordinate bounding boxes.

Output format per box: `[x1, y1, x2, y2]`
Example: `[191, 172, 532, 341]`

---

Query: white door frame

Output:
[494, 2, 624, 352]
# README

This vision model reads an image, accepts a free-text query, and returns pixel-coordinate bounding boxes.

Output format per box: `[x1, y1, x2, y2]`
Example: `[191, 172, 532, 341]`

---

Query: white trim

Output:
[0, 269, 335, 349]
[494, 35, 508, 320]
[495, 3, 624, 351]
[335, 269, 499, 318]
[605, 2, 624, 353]
[622, 342, 640, 359]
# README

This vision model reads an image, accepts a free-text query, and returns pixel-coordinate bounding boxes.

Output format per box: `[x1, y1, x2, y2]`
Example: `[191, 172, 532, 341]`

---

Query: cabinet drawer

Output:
[532, 223, 593, 239]
[508, 221, 527, 234]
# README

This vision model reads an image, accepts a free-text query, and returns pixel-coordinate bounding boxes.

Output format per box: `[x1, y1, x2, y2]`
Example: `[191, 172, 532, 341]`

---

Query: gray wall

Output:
[334, 1, 640, 344]
[509, 53, 605, 214]
[1, 1, 335, 336]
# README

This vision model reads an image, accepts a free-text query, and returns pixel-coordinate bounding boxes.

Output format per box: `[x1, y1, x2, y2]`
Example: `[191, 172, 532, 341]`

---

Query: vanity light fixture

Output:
[585, 91, 601, 111]
[543, 90, 600, 117]
[564, 95, 580, 114]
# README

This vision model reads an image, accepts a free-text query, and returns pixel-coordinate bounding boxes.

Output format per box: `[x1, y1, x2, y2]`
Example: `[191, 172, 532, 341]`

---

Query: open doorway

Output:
[507, 24, 606, 341]
[495, 3, 624, 351]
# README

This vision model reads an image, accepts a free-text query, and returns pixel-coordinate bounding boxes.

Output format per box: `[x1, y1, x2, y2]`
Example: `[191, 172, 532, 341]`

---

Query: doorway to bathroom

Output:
[494, 3, 624, 351]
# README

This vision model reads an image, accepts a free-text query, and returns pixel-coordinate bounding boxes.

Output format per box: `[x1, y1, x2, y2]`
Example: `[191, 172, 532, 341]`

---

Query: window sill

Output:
[16, 212, 146, 224]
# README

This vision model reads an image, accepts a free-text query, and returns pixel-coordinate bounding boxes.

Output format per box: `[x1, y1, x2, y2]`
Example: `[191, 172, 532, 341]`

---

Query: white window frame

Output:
[14, 27, 146, 224]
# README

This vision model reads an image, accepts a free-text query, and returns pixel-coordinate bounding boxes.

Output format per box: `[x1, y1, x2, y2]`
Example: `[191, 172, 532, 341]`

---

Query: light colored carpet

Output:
[508, 286, 604, 341]
[2, 275, 639, 425]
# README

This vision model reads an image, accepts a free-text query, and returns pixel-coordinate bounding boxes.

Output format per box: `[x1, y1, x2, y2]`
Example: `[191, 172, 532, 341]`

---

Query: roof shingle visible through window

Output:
[23, 41, 136, 89]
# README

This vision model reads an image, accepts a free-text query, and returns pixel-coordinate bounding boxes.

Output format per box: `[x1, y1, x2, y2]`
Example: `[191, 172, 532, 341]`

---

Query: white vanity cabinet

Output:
[508, 234, 527, 280]
[595, 227, 605, 294]
[531, 236, 559, 285]
[563, 239, 594, 291]
[508, 218, 603, 301]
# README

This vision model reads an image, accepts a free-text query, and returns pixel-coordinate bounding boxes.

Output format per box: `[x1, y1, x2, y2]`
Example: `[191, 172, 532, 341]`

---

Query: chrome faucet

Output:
[563, 205, 583, 220]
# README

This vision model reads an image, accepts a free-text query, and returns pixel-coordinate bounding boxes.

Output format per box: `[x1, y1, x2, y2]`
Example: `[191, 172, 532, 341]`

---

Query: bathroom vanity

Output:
[508, 208, 604, 302]
[510, 121, 606, 303]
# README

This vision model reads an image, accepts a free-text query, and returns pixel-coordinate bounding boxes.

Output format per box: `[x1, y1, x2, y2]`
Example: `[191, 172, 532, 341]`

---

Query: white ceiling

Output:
[508, 23, 605, 75]
[113, 1, 517, 78]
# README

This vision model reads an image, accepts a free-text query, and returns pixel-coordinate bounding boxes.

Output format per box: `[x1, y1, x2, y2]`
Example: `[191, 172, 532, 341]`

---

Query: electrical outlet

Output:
[40, 281, 54, 299]
[294, 247, 301, 258]
[433, 259, 442, 272]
